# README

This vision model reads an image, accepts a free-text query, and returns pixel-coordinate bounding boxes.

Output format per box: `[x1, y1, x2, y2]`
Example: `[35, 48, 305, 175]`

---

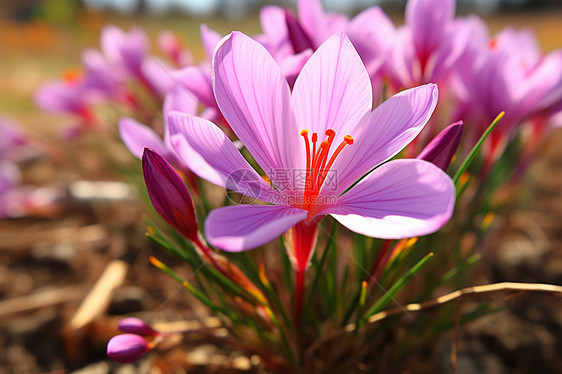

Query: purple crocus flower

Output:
[119, 85, 197, 173]
[107, 334, 151, 364]
[455, 21, 562, 143]
[80, 49, 124, 101]
[168, 32, 455, 274]
[258, 0, 394, 80]
[385, 0, 470, 90]
[417, 121, 463, 171]
[100, 25, 150, 80]
[100, 25, 175, 97]
[158, 30, 193, 67]
[34, 79, 91, 118]
[169, 25, 226, 125]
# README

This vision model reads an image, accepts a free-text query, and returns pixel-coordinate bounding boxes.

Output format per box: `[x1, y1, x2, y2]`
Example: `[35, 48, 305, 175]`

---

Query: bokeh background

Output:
[1, 1, 561, 373]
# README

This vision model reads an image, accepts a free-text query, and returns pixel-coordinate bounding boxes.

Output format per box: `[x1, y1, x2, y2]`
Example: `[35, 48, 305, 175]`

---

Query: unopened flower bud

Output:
[107, 334, 150, 364]
[118, 318, 159, 337]
[417, 121, 463, 171]
[142, 148, 199, 242]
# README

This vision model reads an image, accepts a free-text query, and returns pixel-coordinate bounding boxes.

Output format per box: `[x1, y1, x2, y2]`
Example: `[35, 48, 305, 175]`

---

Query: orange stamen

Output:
[318, 135, 354, 188]
[299, 128, 354, 213]
[311, 132, 318, 162]
[300, 130, 310, 171]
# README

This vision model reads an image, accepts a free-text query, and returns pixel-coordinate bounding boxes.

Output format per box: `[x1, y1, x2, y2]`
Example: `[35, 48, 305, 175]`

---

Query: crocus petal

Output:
[285, 9, 314, 54]
[101, 26, 149, 77]
[158, 30, 194, 66]
[426, 20, 471, 83]
[200, 24, 222, 60]
[325, 159, 455, 239]
[520, 50, 562, 115]
[327, 84, 438, 195]
[168, 111, 274, 201]
[173, 66, 216, 109]
[259, 6, 293, 59]
[205, 204, 307, 252]
[142, 148, 199, 241]
[34, 81, 85, 115]
[119, 117, 168, 160]
[385, 28, 417, 89]
[417, 121, 463, 171]
[280, 49, 312, 89]
[163, 85, 198, 118]
[81, 49, 122, 99]
[346, 6, 395, 76]
[406, 0, 455, 57]
[292, 32, 372, 137]
[107, 334, 150, 364]
[213, 32, 301, 172]
[140, 57, 175, 96]
[297, 0, 324, 48]
[162, 85, 198, 150]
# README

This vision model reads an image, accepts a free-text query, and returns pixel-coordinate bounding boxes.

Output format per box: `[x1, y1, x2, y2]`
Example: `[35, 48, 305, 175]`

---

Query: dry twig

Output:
[307, 282, 562, 355]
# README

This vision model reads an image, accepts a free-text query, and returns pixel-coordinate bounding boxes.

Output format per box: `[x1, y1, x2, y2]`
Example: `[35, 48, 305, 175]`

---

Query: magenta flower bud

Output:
[107, 334, 150, 364]
[142, 148, 199, 241]
[284, 9, 314, 54]
[417, 121, 463, 171]
[118, 318, 159, 337]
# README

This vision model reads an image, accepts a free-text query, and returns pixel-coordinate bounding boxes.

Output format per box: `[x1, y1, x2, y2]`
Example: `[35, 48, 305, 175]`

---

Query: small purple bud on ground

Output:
[118, 317, 159, 336]
[107, 334, 150, 364]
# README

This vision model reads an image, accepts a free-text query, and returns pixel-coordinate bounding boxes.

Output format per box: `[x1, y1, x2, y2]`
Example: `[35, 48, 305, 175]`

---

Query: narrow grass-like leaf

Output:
[148, 256, 231, 317]
[417, 253, 481, 301]
[362, 252, 434, 321]
[144, 218, 191, 263]
[354, 281, 368, 331]
[279, 236, 294, 291]
[453, 112, 504, 185]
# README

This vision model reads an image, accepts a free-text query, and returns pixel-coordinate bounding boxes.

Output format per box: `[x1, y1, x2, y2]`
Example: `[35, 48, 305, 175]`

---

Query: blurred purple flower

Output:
[168, 32, 455, 272]
[35, 79, 91, 118]
[0, 161, 20, 219]
[119, 85, 197, 173]
[100, 25, 149, 79]
[158, 30, 193, 67]
[118, 318, 159, 337]
[455, 22, 562, 138]
[385, 0, 470, 89]
[0, 118, 28, 160]
[80, 49, 124, 100]
[97, 25, 174, 97]
[107, 334, 151, 364]
[259, 0, 394, 80]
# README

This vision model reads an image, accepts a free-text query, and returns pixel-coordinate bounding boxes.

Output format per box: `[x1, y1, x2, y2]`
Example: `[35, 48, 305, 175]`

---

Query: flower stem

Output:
[295, 267, 306, 328]
[368, 239, 392, 286]
[192, 234, 223, 273]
